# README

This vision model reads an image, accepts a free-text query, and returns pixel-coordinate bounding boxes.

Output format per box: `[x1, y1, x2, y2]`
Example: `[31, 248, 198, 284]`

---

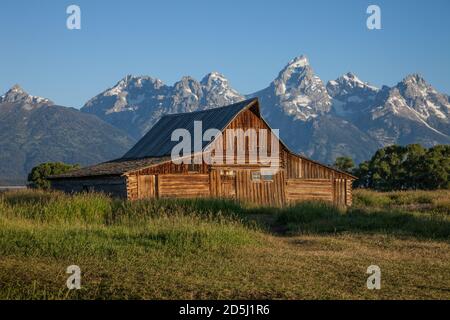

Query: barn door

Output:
[219, 169, 236, 199]
[333, 178, 346, 207]
[137, 175, 156, 199]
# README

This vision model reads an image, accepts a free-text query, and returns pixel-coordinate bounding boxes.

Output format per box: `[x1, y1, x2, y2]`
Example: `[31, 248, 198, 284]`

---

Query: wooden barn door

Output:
[220, 170, 237, 199]
[137, 175, 156, 199]
[333, 178, 346, 207]
[210, 169, 236, 199]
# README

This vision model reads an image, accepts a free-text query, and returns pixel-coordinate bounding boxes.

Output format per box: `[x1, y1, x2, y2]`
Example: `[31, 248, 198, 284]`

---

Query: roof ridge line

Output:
[161, 98, 256, 118]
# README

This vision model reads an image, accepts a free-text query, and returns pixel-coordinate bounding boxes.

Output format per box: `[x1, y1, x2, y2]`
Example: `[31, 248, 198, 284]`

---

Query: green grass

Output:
[0, 189, 449, 299]
[352, 189, 448, 208]
[275, 198, 450, 239]
[0, 191, 258, 258]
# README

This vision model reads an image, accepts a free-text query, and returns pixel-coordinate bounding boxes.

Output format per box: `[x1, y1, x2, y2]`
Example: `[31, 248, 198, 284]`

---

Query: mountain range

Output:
[81, 72, 243, 139]
[81, 55, 450, 162]
[1, 55, 449, 184]
[0, 85, 135, 185]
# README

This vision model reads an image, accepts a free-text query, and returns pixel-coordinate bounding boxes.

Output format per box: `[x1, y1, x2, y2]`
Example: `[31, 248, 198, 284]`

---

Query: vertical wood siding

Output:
[346, 179, 353, 206]
[333, 178, 347, 207]
[138, 175, 156, 199]
[208, 108, 282, 168]
[209, 168, 285, 207]
[286, 153, 348, 180]
[235, 169, 285, 207]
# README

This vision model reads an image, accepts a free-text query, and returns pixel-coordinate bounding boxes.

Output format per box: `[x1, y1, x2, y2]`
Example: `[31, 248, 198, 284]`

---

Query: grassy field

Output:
[0, 189, 449, 299]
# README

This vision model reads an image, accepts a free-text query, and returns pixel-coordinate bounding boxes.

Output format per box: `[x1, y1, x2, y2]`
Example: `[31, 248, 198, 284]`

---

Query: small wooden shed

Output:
[50, 98, 356, 207]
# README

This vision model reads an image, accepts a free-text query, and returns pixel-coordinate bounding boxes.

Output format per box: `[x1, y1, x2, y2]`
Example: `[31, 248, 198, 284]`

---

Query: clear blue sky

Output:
[0, 0, 449, 108]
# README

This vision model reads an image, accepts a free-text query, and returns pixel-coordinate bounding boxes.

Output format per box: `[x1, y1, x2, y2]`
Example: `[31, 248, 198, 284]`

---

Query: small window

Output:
[251, 171, 261, 181]
[261, 169, 275, 182]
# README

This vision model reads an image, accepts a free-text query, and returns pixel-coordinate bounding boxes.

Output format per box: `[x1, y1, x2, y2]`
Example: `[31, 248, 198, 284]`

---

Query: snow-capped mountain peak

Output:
[201, 71, 230, 89]
[397, 74, 450, 121]
[201, 71, 226, 83]
[403, 73, 427, 86]
[286, 55, 310, 68]
[174, 76, 199, 90]
[327, 73, 379, 117]
[342, 72, 378, 90]
[81, 72, 243, 138]
[328, 72, 379, 96]
[200, 72, 242, 103]
[171, 76, 203, 112]
[104, 75, 164, 97]
[268, 55, 331, 120]
[0, 84, 53, 107]
[275, 55, 313, 89]
[82, 75, 170, 116]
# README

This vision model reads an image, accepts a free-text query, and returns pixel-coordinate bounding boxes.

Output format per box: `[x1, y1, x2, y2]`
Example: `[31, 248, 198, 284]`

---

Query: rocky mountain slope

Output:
[81, 73, 244, 139]
[0, 86, 135, 185]
[328, 73, 450, 148]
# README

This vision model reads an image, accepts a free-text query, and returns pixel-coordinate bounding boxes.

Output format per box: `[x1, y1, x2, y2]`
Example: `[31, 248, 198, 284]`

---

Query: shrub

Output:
[28, 162, 80, 189]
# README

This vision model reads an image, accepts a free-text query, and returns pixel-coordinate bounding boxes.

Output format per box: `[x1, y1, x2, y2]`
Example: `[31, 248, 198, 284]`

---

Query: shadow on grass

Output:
[271, 202, 450, 240]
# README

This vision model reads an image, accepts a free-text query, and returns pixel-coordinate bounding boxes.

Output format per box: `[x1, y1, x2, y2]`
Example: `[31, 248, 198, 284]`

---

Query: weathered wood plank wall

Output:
[346, 179, 353, 206]
[333, 178, 346, 206]
[138, 174, 156, 199]
[286, 153, 348, 180]
[126, 174, 138, 200]
[236, 169, 285, 207]
[209, 168, 285, 207]
[285, 178, 352, 206]
[158, 174, 210, 198]
[209, 108, 281, 167]
[286, 179, 333, 203]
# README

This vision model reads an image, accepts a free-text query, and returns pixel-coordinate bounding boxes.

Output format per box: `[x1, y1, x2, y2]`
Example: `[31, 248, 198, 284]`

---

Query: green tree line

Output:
[334, 144, 450, 191]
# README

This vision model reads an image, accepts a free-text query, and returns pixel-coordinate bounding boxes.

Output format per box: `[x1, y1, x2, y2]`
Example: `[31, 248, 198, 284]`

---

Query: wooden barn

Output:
[49, 98, 356, 207]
